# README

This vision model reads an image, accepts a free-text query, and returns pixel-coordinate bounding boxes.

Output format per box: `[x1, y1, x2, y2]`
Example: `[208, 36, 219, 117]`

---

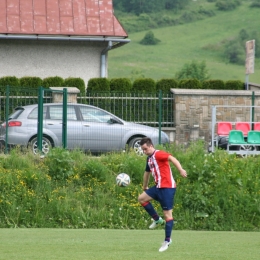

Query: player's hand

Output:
[143, 187, 149, 191]
[180, 169, 187, 178]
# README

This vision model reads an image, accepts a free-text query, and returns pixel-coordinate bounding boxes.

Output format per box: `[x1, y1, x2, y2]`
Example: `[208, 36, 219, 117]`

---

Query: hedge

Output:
[132, 78, 156, 93]
[202, 79, 225, 90]
[64, 77, 86, 94]
[225, 80, 244, 90]
[178, 78, 202, 89]
[42, 76, 64, 88]
[110, 78, 132, 92]
[87, 78, 110, 92]
[20, 77, 43, 88]
[156, 78, 178, 93]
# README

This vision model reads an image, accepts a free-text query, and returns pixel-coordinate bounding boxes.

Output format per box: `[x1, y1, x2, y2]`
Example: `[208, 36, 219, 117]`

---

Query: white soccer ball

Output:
[116, 173, 130, 187]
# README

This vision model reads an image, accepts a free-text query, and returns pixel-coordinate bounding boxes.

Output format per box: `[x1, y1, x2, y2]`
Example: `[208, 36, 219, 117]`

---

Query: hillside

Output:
[108, 1, 260, 83]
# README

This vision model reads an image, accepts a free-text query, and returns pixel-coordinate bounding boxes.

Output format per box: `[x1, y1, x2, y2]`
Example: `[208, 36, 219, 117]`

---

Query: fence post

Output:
[62, 88, 67, 149]
[4, 86, 10, 154]
[37, 86, 44, 153]
[158, 90, 162, 144]
[252, 91, 255, 130]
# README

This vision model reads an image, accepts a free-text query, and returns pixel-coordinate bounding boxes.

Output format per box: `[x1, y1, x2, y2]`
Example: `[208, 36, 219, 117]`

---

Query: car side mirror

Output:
[108, 118, 120, 124]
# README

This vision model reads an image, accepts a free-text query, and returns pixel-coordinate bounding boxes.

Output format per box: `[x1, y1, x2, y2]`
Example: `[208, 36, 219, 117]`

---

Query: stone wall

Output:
[171, 89, 260, 145]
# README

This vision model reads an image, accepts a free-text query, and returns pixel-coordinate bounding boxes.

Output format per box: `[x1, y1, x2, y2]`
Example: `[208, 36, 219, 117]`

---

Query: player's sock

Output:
[141, 202, 159, 220]
[165, 218, 174, 241]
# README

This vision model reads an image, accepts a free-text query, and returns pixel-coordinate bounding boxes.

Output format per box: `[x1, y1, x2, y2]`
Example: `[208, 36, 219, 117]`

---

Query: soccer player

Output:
[138, 137, 187, 252]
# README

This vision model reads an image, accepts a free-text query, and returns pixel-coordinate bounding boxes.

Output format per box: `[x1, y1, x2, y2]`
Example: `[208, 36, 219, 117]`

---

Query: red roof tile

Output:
[0, 0, 127, 37]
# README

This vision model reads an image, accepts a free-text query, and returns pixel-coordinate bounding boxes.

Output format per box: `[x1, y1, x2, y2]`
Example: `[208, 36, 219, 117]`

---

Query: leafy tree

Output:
[224, 39, 244, 64]
[175, 61, 210, 81]
[114, 0, 190, 14]
[251, 31, 260, 58]
[215, 0, 241, 11]
[250, 0, 260, 8]
[164, 0, 190, 10]
[140, 31, 161, 45]
[239, 29, 249, 41]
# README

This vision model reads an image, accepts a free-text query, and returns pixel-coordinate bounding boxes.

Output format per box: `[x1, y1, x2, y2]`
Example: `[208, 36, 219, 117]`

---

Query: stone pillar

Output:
[50, 87, 80, 103]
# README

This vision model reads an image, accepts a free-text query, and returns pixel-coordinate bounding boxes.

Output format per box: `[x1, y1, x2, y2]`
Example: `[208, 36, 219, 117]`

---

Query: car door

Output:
[45, 104, 84, 149]
[77, 105, 123, 152]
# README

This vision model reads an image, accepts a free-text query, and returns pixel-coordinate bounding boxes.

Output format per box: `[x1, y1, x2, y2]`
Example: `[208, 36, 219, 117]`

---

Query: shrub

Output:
[110, 78, 132, 92]
[156, 79, 178, 93]
[42, 76, 64, 88]
[178, 79, 202, 89]
[215, 0, 241, 11]
[175, 61, 210, 81]
[250, 0, 260, 8]
[225, 80, 244, 90]
[0, 76, 20, 87]
[140, 31, 161, 45]
[224, 39, 244, 65]
[132, 78, 156, 93]
[87, 78, 110, 92]
[20, 77, 43, 89]
[64, 77, 85, 94]
[45, 147, 75, 181]
[202, 79, 225, 90]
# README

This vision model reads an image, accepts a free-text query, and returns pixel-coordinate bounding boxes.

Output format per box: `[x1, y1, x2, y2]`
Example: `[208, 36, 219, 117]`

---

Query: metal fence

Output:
[0, 88, 174, 127]
[78, 92, 174, 127]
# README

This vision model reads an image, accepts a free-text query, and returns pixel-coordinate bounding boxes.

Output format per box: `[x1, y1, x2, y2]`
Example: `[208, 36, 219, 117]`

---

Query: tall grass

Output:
[0, 143, 259, 230]
[109, 1, 260, 83]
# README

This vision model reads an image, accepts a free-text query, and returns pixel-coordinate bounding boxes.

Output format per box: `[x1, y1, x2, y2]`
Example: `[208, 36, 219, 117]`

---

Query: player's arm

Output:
[143, 171, 150, 190]
[168, 155, 187, 178]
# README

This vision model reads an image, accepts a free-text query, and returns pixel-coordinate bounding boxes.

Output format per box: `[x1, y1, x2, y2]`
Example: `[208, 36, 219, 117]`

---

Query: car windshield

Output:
[8, 108, 24, 120]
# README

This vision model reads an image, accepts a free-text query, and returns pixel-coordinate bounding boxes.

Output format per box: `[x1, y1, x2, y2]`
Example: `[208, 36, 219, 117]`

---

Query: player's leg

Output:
[138, 186, 164, 228]
[158, 188, 176, 252]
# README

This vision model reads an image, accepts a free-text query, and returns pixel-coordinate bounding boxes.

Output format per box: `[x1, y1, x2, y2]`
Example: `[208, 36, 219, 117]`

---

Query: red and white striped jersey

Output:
[145, 150, 176, 188]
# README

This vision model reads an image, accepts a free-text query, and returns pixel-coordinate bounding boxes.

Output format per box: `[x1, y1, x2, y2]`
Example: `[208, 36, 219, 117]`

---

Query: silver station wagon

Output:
[0, 103, 169, 155]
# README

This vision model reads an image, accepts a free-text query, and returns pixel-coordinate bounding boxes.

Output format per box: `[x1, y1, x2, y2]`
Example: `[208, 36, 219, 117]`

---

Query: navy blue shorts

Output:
[145, 185, 176, 211]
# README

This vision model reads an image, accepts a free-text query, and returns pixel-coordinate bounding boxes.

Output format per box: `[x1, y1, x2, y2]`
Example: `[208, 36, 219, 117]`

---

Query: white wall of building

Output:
[0, 40, 108, 87]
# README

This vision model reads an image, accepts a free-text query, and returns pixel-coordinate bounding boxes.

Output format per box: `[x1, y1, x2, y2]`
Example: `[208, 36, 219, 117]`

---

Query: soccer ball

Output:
[116, 173, 130, 187]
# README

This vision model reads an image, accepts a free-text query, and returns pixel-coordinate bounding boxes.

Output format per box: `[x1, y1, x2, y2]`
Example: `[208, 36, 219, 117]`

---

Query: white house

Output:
[0, 0, 129, 85]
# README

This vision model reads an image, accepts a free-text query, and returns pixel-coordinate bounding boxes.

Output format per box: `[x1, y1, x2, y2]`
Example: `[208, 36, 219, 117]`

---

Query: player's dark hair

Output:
[140, 137, 153, 146]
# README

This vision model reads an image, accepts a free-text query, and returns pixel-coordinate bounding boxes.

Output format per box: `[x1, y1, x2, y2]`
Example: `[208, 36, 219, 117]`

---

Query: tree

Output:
[114, 0, 190, 14]
[175, 61, 210, 81]
[224, 39, 244, 64]
[140, 31, 161, 45]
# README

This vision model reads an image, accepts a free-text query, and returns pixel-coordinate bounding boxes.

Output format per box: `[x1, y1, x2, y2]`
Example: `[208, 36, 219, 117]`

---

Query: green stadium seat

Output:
[247, 131, 260, 145]
[227, 130, 247, 152]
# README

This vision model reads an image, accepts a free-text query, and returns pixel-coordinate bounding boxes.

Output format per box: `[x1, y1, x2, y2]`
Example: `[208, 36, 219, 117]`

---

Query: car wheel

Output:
[129, 137, 143, 156]
[29, 136, 53, 155]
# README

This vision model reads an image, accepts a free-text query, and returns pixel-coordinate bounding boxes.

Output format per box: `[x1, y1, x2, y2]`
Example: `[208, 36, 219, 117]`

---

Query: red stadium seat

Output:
[217, 122, 232, 136]
[235, 122, 251, 136]
[254, 122, 260, 131]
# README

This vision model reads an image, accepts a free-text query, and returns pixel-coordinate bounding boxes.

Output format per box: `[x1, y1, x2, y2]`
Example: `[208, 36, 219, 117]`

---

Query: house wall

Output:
[170, 89, 260, 145]
[0, 40, 108, 86]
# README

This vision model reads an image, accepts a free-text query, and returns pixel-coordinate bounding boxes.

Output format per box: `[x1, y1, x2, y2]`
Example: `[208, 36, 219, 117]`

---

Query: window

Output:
[79, 106, 111, 123]
[28, 107, 47, 119]
[49, 106, 77, 120]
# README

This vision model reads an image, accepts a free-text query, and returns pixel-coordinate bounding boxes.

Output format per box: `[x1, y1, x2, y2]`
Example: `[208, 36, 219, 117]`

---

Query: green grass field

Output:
[0, 229, 259, 260]
[109, 2, 260, 83]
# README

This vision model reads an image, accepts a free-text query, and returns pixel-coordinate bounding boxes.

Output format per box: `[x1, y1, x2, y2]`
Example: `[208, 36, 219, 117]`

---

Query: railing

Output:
[78, 92, 174, 127]
[0, 89, 174, 127]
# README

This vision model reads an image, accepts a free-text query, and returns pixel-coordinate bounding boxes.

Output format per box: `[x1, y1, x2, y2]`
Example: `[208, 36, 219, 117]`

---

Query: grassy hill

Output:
[108, 1, 260, 83]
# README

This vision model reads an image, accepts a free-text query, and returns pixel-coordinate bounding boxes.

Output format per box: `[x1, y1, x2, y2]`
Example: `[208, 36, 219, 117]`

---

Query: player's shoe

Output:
[149, 217, 165, 229]
[159, 239, 172, 252]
